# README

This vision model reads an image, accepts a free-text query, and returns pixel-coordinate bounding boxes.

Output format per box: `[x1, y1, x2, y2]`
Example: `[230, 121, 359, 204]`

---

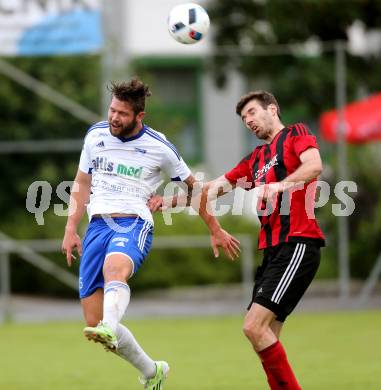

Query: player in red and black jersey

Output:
[226, 110, 325, 250]
[149, 90, 324, 389]
[201, 91, 324, 389]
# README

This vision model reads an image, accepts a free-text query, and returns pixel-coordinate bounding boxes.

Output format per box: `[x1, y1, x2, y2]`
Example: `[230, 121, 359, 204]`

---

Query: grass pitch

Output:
[1, 311, 380, 389]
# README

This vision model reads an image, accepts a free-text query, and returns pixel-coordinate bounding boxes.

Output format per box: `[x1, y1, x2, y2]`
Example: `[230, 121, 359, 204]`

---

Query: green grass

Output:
[1, 311, 380, 389]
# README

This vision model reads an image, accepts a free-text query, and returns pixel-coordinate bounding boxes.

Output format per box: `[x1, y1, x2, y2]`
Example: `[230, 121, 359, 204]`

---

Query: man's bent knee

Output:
[243, 318, 266, 343]
[103, 254, 134, 282]
[243, 303, 278, 350]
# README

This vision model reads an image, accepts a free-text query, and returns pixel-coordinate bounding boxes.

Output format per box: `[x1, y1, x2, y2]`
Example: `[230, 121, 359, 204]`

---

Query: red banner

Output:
[319, 93, 381, 144]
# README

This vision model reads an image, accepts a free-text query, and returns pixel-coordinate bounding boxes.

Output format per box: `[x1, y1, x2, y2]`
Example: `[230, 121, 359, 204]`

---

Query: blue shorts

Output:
[79, 216, 153, 299]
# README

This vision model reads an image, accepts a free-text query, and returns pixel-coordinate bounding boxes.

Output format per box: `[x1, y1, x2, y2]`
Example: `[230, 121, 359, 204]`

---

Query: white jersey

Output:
[78, 121, 191, 224]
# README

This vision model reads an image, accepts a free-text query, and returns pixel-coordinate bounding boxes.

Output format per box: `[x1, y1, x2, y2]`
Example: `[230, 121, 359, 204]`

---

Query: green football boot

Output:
[83, 322, 118, 352]
[139, 361, 170, 389]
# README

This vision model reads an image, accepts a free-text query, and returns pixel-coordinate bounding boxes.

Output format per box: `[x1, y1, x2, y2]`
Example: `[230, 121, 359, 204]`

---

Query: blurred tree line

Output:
[208, 0, 381, 279]
[0, 55, 101, 224]
[0, 55, 100, 296]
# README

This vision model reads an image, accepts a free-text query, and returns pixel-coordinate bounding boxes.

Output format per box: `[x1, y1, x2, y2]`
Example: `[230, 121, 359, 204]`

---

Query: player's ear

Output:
[269, 104, 278, 117]
[137, 111, 145, 122]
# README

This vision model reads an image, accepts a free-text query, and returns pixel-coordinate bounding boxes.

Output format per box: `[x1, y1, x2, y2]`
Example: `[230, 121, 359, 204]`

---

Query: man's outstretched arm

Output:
[148, 174, 240, 260]
[259, 147, 323, 201]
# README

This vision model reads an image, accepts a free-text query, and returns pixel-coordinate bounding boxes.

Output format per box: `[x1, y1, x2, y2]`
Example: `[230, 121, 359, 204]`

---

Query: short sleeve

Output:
[225, 152, 255, 191]
[78, 139, 92, 174]
[290, 123, 319, 157]
[162, 148, 191, 181]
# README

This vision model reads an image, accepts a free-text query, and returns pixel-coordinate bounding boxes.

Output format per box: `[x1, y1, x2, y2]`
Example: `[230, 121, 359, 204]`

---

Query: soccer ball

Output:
[168, 3, 210, 44]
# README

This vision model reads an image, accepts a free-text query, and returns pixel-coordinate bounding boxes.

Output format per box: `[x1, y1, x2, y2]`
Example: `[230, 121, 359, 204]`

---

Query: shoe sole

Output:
[83, 329, 117, 352]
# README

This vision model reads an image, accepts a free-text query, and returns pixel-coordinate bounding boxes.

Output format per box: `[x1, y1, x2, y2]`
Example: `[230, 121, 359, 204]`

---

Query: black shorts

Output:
[247, 241, 321, 322]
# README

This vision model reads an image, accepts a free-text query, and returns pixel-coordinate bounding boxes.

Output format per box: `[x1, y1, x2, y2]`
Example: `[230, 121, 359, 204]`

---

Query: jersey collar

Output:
[269, 127, 287, 144]
[116, 125, 146, 142]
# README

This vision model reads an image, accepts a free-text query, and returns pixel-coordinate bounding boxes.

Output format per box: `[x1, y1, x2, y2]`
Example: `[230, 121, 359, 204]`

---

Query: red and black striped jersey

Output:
[225, 123, 325, 249]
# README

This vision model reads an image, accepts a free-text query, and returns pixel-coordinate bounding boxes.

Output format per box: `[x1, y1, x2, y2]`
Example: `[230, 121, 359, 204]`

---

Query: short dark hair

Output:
[109, 78, 152, 114]
[236, 90, 281, 118]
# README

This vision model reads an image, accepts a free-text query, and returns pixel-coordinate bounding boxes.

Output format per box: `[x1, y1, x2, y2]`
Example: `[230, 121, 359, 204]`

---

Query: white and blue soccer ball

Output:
[168, 3, 210, 44]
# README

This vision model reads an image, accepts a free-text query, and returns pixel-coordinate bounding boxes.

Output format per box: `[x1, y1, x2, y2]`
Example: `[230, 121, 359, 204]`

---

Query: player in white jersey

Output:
[61, 78, 240, 389]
